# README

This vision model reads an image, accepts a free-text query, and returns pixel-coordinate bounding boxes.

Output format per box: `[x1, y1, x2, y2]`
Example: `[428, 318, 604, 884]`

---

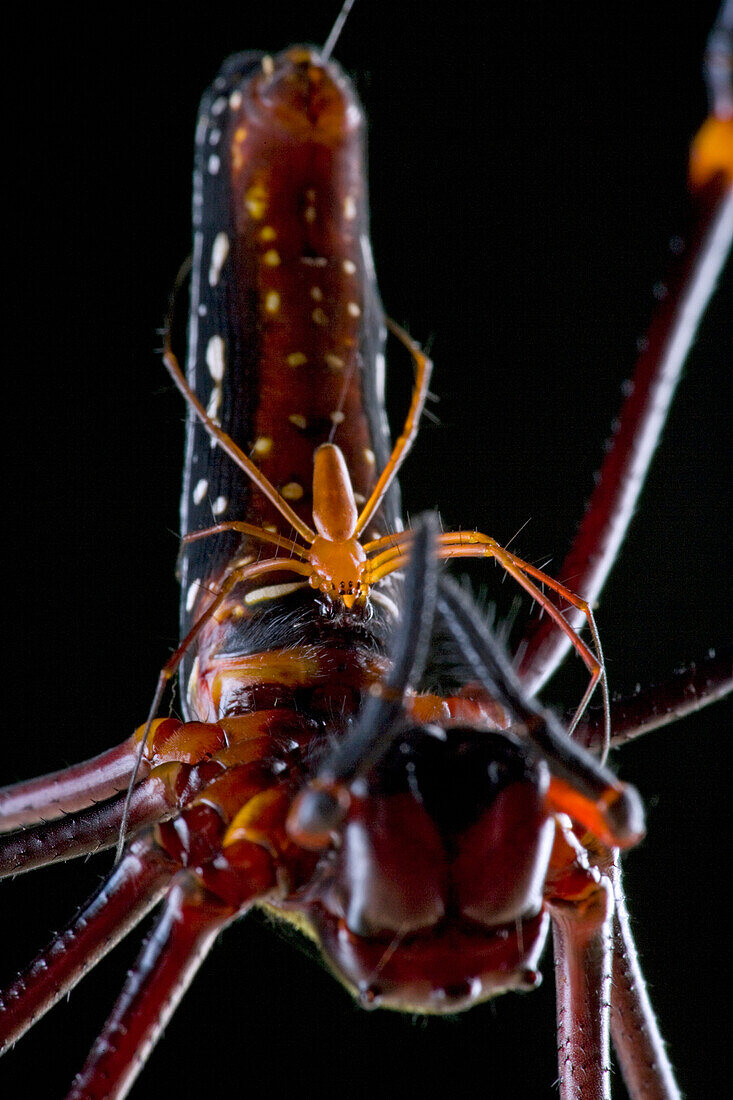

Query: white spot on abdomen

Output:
[244, 580, 309, 606]
[186, 579, 202, 612]
[207, 384, 222, 418]
[206, 336, 226, 382]
[208, 232, 230, 286]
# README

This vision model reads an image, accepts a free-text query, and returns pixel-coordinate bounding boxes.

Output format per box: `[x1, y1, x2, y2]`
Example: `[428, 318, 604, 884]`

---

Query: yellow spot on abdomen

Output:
[265, 291, 281, 313]
[689, 117, 733, 187]
[282, 482, 304, 501]
[253, 436, 273, 457]
[288, 414, 307, 430]
[246, 183, 268, 219]
[286, 352, 307, 367]
[262, 249, 281, 267]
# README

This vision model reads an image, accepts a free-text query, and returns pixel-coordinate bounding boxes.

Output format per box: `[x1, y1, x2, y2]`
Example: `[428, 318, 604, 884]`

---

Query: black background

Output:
[2, 3, 730, 1098]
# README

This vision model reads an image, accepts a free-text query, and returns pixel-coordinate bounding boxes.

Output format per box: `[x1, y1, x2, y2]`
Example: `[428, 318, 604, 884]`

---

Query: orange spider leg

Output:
[168, 557, 314, 684]
[353, 318, 432, 537]
[163, 340, 315, 543]
[361, 530, 409, 554]
[367, 530, 609, 744]
[364, 539, 420, 583]
[435, 532, 609, 742]
[182, 521, 309, 559]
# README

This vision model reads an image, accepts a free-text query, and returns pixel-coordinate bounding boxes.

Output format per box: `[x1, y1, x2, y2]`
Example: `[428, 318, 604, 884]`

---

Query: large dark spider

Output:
[1, 5, 730, 1098]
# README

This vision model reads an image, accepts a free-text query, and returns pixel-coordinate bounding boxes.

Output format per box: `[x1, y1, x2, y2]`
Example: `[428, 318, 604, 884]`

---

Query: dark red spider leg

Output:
[518, 16, 733, 694]
[0, 830, 177, 1050]
[0, 736, 143, 832]
[547, 823, 615, 1100]
[607, 855, 680, 1100]
[550, 894, 613, 1100]
[66, 873, 236, 1100]
[0, 767, 189, 877]
[573, 646, 733, 752]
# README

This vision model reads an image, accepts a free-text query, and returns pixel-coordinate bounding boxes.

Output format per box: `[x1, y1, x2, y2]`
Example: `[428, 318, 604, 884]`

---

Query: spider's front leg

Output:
[502, 4, 732, 1093]
[66, 873, 236, 1100]
[546, 820, 615, 1100]
[66, 753, 299, 1099]
[518, 5, 733, 699]
[0, 830, 178, 1053]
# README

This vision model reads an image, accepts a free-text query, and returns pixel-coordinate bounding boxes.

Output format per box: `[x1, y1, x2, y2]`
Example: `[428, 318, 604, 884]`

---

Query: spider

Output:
[1, 4, 730, 1098]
